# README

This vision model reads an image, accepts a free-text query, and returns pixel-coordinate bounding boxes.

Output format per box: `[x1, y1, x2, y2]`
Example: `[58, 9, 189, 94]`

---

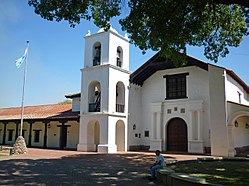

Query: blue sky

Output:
[1, 0, 249, 108]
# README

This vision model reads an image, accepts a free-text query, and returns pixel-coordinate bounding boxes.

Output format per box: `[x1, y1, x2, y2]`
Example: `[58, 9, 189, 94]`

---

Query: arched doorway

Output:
[88, 81, 101, 112]
[232, 116, 249, 154]
[87, 121, 100, 151]
[116, 81, 125, 113]
[116, 120, 125, 151]
[167, 118, 188, 152]
[93, 42, 101, 66]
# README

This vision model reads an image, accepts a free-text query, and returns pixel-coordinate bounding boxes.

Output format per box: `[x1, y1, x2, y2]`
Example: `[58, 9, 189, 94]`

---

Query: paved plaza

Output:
[0, 148, 212, 185]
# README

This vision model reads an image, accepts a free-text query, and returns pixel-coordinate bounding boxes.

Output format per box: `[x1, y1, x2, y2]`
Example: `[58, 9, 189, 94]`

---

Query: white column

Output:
[156, 112, 162, 139]
[190, 110, 196, 140]
[197, 110, 203, 140]
[227, 125, 235, 157]
[151, 112, 156, 139]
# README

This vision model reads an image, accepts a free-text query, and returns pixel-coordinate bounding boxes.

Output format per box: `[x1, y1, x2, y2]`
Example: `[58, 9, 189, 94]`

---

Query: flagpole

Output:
[19, 41, 29, 137]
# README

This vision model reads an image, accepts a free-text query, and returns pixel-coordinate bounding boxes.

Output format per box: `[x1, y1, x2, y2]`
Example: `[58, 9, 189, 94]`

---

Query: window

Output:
[116, 46, 123, 67]
[238, 91, 242, 104]
[93, 42, 101, 66]
[88, 81, 101, 112]
[144, 131, 149, 137]
[8, 130, 14, 141]
[34, 130, 40, 143]
[180, 108, 186, 113]
[164, 73, 188, 99]
[116, 81, 125, 113]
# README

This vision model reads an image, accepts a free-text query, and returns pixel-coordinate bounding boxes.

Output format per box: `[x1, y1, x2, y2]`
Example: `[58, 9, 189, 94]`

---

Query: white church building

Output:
[76, 27, 249, 157]
[0, 28, 249, 157]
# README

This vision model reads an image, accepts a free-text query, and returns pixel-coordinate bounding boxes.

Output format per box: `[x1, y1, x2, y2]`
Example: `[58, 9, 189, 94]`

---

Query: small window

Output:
[145, 131, 149, 137]
[167, 109, 172, 114]
[34, 130, 40, 143]
[164, 73, 189, 99]
[238, 91, 242, 104]
[8, 130, 14, 141]
[116, 47, 122, 67]
[180, 108, 185, 113]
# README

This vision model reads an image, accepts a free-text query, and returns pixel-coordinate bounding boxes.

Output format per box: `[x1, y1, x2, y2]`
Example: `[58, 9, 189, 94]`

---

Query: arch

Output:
[93, 42, 101, 66]
[88, 81, 101, 112]
[87, 120, 100, 151]
[116, 120, 125, 151]
[116, 81, 125, 113]
[228, 112, 249, 154]
[116, 46, 123, 67]
[166, 117, 188, 152]
[228, 111, 249, 127]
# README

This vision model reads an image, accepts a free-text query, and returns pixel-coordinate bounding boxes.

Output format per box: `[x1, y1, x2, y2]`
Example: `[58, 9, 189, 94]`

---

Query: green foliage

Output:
[58, 99, 72, 104]
[28, 0, 121, 29]
[171, 160, 249, 186]
[120, 1, 247, 63]
[28, 0, 249, 64]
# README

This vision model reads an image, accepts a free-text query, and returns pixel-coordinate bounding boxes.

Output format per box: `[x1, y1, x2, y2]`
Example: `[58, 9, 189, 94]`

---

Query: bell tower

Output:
[77, 27, 130, 153]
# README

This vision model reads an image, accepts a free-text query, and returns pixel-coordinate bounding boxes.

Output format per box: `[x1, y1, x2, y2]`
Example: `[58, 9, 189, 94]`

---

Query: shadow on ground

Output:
[0, 153, 176, 185]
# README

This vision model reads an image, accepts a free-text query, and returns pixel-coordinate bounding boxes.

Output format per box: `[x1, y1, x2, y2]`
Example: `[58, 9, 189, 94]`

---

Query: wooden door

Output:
[60, 126, 68, 149]
[167, 118, 188, 152]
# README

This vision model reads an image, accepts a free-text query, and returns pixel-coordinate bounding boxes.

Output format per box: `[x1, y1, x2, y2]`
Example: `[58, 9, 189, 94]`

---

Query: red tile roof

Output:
[0, 104, 79, 121]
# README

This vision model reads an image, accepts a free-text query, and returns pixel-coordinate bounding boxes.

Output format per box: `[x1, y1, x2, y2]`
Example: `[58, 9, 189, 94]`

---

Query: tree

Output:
[58, 100, 72, 104]
[28, 0, 249, 64]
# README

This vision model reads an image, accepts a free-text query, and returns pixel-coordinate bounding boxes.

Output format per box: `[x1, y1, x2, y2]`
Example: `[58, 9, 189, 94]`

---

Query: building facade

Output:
[0, 28, 248, 156]
[77, 28, 249, 156]
[128, 53, 249, 157]
[77, 28, 130, 153]
[0, 103, 79, 150]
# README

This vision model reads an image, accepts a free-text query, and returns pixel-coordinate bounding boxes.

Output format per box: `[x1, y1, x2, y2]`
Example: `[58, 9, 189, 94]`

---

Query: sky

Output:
[0, 0, 249, 108]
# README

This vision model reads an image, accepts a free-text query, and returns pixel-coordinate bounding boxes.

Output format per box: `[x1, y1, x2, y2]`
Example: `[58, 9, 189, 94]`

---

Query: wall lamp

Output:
[246, 123, 249, 129]
[133, 124, 136, 130]
[234, 121, 238, 127]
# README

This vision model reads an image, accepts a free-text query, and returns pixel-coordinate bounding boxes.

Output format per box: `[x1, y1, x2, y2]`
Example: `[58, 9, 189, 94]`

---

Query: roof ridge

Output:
[0, 103, 71, 110]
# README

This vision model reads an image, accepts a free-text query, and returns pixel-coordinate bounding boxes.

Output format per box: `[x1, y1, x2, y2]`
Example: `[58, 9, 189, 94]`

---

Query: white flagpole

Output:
[19, 41, 30, 137]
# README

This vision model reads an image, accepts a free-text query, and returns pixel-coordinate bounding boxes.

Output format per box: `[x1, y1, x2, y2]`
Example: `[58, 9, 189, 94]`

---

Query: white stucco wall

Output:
[84, 29, 129, 70]
[233, 116, 249, 148]
[47, 121, 60, 148]
[81, 66, 109, 113]
[5, 122, 17, 145]
[79, 28, 130, 153]
[72, 97, 80, 112]
[225, 74, 249, 105]
[67, 121, 79, 149]
[84, 32, 109, 68]
[128, 65, 211, 152]
[31, 122, 44, 147]
[208, 65, 229, 156]
[128, 85, 142, 147]
[108, 66, 130, 114]
[108, 32, 129, 71]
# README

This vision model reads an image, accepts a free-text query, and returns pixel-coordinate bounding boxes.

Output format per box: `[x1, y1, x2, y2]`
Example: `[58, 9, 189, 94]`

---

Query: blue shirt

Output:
[155, 154, 165, 166]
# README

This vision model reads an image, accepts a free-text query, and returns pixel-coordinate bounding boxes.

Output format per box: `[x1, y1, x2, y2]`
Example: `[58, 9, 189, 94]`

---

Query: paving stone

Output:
[0, 148, 216, 185]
